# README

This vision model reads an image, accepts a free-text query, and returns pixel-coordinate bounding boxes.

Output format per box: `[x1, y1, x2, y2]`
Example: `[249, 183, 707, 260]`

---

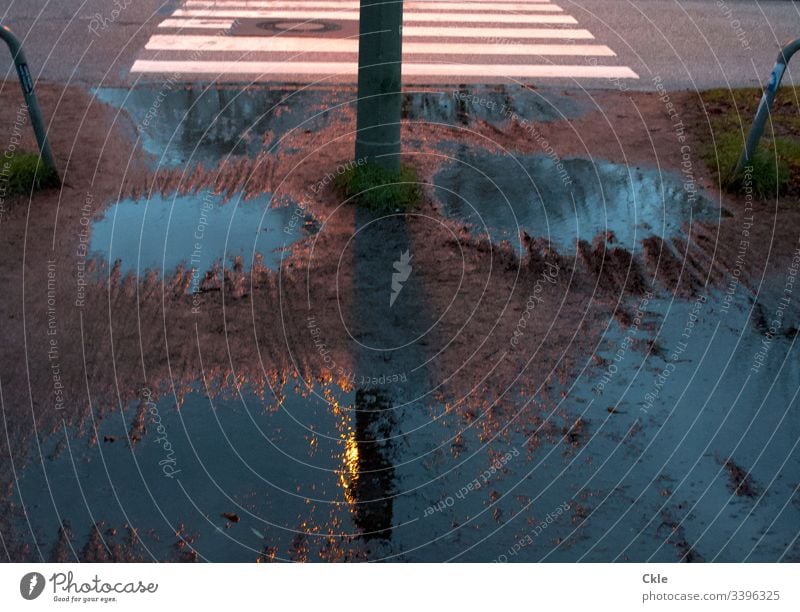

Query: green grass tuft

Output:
[703, 132, 789, 199]
[334, 163, 421, 214]
[1, 152, 59, 196]
[700, 87, 800, 198]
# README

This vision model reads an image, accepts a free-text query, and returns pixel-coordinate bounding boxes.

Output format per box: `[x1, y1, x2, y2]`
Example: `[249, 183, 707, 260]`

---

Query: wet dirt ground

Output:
[0, 82, 798, 562]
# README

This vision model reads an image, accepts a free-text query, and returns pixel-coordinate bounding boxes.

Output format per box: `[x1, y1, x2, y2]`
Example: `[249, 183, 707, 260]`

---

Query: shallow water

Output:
[18, 379, 359, 562]
[94, 87, 345, 168]
[538, 289, 800, 562]
[434, 153, 723, 252]
[89, 190, 302, 277]
[402, 88, 586, 126]
[94, 86, 585, 170]
[15, 285, 798, 561]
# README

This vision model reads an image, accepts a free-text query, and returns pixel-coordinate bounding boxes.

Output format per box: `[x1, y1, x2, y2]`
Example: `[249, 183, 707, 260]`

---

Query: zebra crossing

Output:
[131, 0, 638, 83]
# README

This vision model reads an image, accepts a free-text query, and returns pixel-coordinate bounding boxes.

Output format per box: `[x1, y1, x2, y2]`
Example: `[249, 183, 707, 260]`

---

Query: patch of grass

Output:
[1, 152, 59, 196]
[702, 132, 788, 199]
[700, 87, 800, 197]
[701, 87, 762, 110]
[334, 162, 421, 214]
[774, 137, 800, 161]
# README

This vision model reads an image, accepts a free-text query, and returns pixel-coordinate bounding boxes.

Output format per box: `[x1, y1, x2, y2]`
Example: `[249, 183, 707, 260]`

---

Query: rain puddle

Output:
[402, 87, 585, 126]
[434, 153, 723, 252]
[94, 86, 585, 169]
[543, 287, 800, 562]
[16, 378, 364, 562]
[14, 373, 524, 561]
[89, 190, 304, 277]
[386, 286, 798, 562]
[13, 278, 799, 562]
[94, 86, 347, 168]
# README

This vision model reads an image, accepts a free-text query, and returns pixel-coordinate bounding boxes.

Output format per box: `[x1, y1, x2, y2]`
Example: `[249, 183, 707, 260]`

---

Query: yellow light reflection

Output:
[338, 429, 359, 506]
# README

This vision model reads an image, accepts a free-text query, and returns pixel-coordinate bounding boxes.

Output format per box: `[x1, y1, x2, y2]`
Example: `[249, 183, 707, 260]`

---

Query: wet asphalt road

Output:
[0, 0, 797, 90]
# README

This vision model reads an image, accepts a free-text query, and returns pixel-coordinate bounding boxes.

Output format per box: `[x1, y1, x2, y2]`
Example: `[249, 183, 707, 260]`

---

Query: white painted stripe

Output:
[158, 18, 236, 29]
[173, 9, 578, 24]
[155, 20, 594, 39]
[184, 1, 565, 12]
[145, 34, 614, 56]
[411, 0, 554, 2]
[403, 26, 593, 39]
[184, 0, 557, 4]
[131, 59, 639, 79]
[156, 20, 594, 40]
[186, 0, 556, 3]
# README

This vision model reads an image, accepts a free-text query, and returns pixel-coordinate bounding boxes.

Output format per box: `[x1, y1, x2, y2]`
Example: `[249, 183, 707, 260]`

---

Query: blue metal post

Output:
[732, 37, 800, 180]
[0, 23, 59, 180]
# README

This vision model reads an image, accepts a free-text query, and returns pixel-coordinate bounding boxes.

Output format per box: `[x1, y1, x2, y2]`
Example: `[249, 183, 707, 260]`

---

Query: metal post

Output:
[355, 0, 403, 174]
[0, 23, 59, 179]
[732, 37, 800, 180]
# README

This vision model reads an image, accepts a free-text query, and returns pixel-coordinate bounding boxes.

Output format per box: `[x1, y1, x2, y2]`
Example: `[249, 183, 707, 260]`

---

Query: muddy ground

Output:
[0, 82, 797, 562]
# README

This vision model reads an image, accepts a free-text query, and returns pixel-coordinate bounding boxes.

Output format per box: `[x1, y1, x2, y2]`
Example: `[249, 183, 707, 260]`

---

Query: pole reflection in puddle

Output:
[345, 208, 430, 544]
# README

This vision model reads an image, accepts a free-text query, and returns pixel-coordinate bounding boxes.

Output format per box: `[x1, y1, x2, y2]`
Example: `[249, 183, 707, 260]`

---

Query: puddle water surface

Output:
[18, 379, 361, 562]
[94, 87, 344, 168]
[94, 86, 586, 170]
[90, 191, 303, 277]
[15, 283, 798, 562]
[434, 154, 722, 252]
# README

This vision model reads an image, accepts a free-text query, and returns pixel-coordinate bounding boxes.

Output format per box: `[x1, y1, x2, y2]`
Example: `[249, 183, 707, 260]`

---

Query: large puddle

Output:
[544, 288, 800, 562]
[94, 87, 345, 168]
[14, 286, 798, 561]
[18, 379, 362, 562]
[90, 190, 303, 277]
[434, 153, 723, 252]
[94, 86, 585, 169]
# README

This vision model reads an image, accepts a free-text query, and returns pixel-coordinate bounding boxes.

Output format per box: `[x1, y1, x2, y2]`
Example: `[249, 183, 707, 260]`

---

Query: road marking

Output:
[131, 59, 639, 80]
[145, 34, 616, 57]
[133, 0, 639, 82]
[183, 1, 566, 11]
[156, 20, 596, 41]
[173, 10, 579, 24]
[185, 0, 558, 3]
[403, 27, 594, 39]
[158, 18, 237, 29]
